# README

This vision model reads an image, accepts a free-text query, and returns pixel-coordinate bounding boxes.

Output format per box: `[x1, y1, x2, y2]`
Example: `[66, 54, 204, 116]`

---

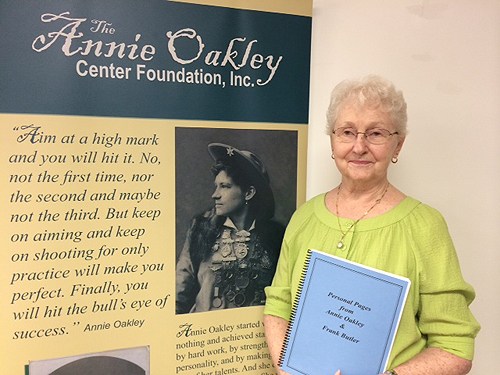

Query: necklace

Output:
[335, 183, 389, 249]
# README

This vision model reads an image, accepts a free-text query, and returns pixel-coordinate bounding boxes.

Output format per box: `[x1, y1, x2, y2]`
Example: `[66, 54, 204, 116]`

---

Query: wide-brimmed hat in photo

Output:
[208, 143, 275, 219]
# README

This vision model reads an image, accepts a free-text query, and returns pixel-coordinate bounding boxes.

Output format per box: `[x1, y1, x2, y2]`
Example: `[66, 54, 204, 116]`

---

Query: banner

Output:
[0, 1, 311, 373]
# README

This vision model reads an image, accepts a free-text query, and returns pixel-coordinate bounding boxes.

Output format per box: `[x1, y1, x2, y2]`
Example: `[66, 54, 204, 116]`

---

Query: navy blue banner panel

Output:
[0, 0, 311, 123]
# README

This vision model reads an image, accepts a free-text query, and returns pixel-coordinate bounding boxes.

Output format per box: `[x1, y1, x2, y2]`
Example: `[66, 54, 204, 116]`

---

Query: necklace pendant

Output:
[337, 241, 343, 249]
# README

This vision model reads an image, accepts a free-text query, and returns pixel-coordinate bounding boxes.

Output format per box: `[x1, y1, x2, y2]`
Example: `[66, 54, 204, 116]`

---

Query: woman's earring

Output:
[331, 152, 335, 160]
[391, 156, 399, 164]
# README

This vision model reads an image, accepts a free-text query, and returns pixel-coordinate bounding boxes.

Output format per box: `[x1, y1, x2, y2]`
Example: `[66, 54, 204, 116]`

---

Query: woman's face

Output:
[330, 103, 405, 186]
[212, 170, 247, 218]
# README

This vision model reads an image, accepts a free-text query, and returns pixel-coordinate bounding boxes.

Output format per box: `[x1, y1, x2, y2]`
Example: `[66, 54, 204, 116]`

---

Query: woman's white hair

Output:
[325, 75, 408, 137]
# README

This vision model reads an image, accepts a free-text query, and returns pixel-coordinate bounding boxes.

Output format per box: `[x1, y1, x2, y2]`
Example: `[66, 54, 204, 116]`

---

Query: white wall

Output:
[308, 0, 500, 372]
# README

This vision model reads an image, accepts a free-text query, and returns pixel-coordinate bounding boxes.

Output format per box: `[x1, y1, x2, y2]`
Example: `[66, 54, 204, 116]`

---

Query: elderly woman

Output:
[263, 76, 480, 374]
[176, 143, 284, 313]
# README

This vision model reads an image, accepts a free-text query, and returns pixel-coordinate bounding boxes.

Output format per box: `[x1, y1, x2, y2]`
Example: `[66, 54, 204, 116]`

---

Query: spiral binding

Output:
[278, 249, 313, 367]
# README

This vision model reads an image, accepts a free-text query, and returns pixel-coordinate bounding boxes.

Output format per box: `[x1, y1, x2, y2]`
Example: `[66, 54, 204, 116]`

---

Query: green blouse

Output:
[264, 194, 480, 367]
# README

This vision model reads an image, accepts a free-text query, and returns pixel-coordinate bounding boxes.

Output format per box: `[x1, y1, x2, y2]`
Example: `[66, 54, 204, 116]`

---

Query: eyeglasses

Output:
[332, 127, 399, 145]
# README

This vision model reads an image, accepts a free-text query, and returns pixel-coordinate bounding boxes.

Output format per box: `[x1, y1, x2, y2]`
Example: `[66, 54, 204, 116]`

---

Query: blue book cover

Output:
[279, 249, 411, 375]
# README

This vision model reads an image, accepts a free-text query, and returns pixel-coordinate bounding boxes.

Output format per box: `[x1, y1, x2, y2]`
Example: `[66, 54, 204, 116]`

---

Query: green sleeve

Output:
[263, 197, 319, 320]
[264, 236, 293, 321]
[410, 205, 480, 360]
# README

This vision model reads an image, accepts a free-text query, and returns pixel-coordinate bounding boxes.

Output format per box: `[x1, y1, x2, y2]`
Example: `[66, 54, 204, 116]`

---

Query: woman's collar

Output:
[223, 217, 256, 231]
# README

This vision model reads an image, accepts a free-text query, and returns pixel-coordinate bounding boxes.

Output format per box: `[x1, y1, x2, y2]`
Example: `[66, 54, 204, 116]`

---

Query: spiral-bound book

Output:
[279, 249, 411, 375]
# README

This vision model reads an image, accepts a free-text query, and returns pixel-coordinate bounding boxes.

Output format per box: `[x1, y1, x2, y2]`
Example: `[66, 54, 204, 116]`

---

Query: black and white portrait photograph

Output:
[29, 346, 150, 375]
[175, 127, 298, 314]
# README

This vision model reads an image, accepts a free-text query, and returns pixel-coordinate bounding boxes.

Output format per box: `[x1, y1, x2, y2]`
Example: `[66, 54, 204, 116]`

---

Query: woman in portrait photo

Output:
[176, 142, 285, 313]
[264, 76, 480, 375]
